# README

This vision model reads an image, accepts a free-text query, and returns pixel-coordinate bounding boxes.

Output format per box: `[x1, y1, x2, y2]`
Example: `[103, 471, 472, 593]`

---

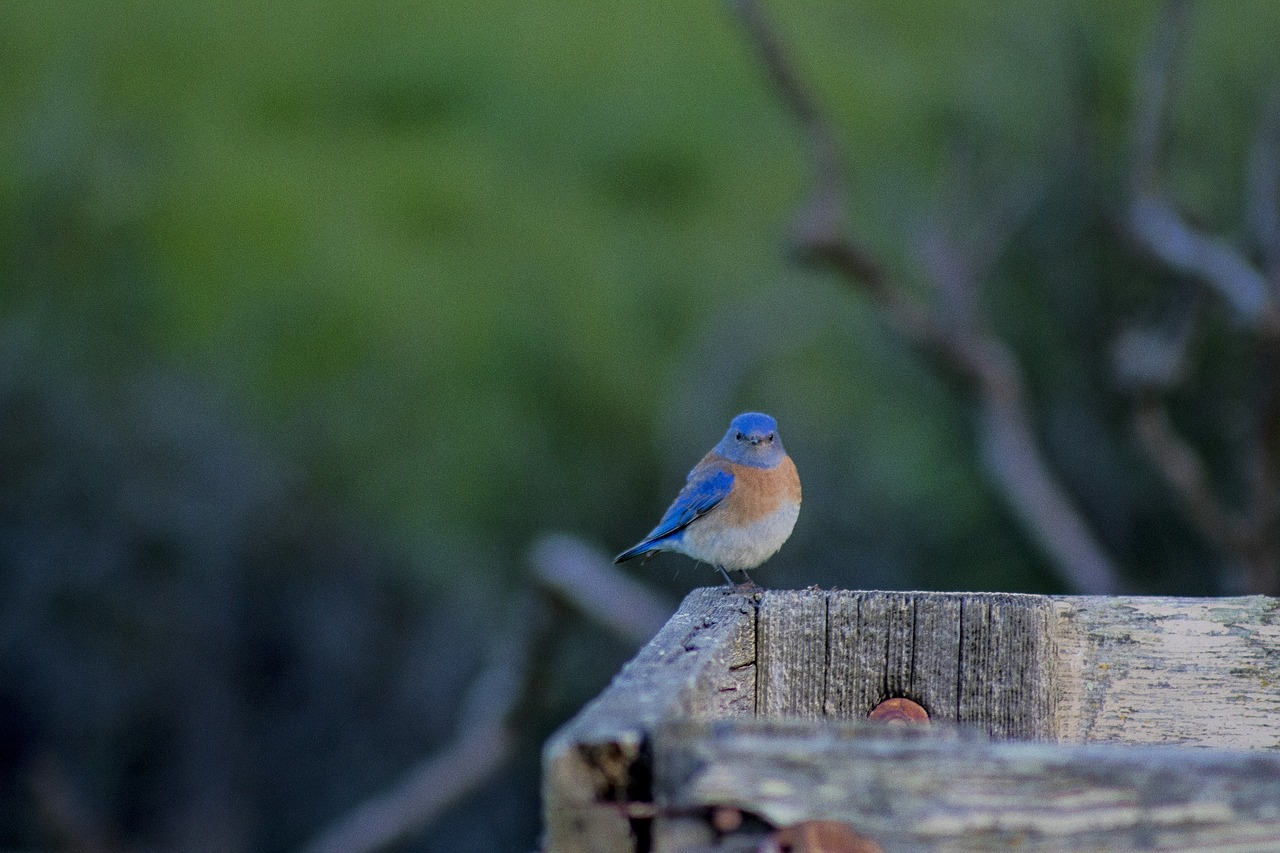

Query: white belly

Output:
[674, 500, 800, 571]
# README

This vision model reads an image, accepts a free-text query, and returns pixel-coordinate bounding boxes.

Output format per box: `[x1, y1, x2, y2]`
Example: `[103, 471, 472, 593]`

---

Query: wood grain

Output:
[756, 589, 826, 718]
[769, 591, 1054, 737]
[542, 587, 756, 853]
[544, 589, 1280, 852]
[825, 591, 960, 720]
[956, 593, 1056, 739]
[1054, 595, 1280, 747]
[658, 718, 1280, 852]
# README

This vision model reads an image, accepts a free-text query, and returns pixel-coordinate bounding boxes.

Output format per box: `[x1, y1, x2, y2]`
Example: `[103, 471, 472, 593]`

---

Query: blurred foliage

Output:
[2, 0, 1279, 850]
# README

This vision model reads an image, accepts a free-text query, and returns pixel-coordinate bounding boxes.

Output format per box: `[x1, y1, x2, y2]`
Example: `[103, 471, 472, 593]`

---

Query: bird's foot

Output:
[718, 567, 760, 593]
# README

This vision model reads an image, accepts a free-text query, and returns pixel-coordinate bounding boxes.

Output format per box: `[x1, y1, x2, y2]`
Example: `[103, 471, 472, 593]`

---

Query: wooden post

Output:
[543, 589, 1280, 852]
[542, 589, 755, 853]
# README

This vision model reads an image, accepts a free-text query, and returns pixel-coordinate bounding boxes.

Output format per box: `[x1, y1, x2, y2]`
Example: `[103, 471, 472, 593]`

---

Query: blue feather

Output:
[614, 467, 733, 562]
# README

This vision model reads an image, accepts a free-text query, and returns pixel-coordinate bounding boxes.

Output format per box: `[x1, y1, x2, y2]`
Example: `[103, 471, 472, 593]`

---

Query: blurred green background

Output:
[3, 0, 1278, 850]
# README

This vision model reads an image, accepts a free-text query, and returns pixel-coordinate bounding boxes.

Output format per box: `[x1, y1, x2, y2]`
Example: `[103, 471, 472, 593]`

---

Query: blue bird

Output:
[615, 412, 801, 588]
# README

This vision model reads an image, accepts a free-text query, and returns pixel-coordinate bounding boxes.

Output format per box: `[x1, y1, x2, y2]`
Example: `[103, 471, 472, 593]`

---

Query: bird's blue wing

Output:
[614, 467, 734, 562]
[648, 468, 733, 541]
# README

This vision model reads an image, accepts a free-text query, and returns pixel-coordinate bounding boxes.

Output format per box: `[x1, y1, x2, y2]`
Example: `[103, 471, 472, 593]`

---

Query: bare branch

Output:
[1246, 91, 1280, 288]
[1128, 0, 1190, 194]
[1111, 325, 1189, 395]
[729, 0, 884, 286]
[1111, 283, 1204, 396]
[529, 533, 675, 647]
[301, 721, 512, 853]
[1129, 192, 1274, 321]
[1132, 396, 1240, 544]
[920, 153, 1046, 333]
[1120, 0, 1280, 595]
[730, 0, 1122, 593]
[1126, 0, 1277, 327]
[300, 597, 545, 853]
[919, 225, 980, 330]
[30, 755, 122, 853]
[978, 377, 1121, 594]
[300, 537, 677, 853]
[1132, 396, 1280, 594]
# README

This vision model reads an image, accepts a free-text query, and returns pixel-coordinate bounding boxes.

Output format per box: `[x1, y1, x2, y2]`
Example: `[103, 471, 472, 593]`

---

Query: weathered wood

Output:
[897, 592, 962, 719]
[542, 588, 755, 853]
[657, 718, 1280, 852]
[826, 591, 962, 719]
[956, 593, 1056, 738]
[544, 589, 1280, 852]
[777, 591, 1054, 737]
[825, 591, 919, 718]
[1054, 595, 1280, 748]
[756, 589, 826, 718]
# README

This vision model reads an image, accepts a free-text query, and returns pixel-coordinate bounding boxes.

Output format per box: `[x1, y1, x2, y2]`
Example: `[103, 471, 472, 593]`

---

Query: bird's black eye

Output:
[766, 433, 775, 442]
[735, 431, 744, 441]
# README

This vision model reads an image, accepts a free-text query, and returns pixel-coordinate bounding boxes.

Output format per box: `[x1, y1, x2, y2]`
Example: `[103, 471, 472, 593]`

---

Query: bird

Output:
[615, 412, 801, 589]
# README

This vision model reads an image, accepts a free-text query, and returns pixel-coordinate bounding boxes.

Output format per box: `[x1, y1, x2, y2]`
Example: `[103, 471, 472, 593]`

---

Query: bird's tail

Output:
[614, 540, 659, 564]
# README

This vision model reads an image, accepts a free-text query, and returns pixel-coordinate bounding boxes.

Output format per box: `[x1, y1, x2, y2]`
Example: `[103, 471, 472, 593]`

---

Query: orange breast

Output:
[715, 455, 802, 527]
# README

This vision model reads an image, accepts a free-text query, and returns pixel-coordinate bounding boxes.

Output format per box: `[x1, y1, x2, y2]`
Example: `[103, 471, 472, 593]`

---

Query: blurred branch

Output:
[529, 533, 675, 646]
[1134, 396, 1280, 593]
[1110, 298, 1200, 396]
[1127, 0, 1188, 195]
[302, 539, 675, 853]
[729, 0, 873, 282]
[730, 0, 1122, 593]
[1247, 91, 1280, 289]
[1132, 396, 1239, 543]
[1128, 193, 1276, 323]
[30, 754, 122, 853]
[301, 721, 513, 853]
[976, 393, 1121, 595]
[919, 162, 1045, 330]
[1126, 0, 1279, 328]
[1119, 0, 1280, 595]
[300, 595, 546, 853]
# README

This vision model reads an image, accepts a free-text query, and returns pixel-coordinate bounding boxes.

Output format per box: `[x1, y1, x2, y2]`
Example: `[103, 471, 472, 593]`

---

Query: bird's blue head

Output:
[713, 412, 787, 468]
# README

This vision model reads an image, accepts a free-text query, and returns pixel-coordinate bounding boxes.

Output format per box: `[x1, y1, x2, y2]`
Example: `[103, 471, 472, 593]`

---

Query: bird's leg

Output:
[735, 568, 758, 591]
[714, 564, 736, 588]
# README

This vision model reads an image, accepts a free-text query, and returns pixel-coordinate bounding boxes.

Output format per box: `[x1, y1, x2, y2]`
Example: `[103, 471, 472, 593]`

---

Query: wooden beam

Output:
[763, 591, 1056, 738]
[542, 588, 756, 853]
[544, 589, 1280, 851]
[756, 589, 826, 718]
[956, 593, 1056, 739]
[1054, 595, 1280, 747]
[657, 718, 1280, 852]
